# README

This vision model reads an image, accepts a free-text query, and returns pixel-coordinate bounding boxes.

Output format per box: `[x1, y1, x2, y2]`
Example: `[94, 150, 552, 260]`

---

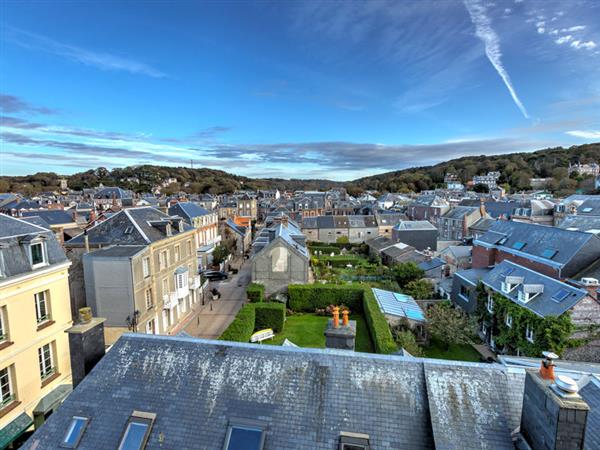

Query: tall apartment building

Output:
[235, 193, 258, 219]
[0, 215, 73, 447]
[66, 207, 202, 344]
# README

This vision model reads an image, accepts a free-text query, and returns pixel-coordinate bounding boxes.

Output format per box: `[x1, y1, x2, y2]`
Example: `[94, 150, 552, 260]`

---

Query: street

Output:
[180, 261, 251, 339]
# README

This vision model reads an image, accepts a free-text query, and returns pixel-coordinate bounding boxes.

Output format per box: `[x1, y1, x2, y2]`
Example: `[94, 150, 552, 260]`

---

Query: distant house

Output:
[406, 195, 450, 223]
[439, 245, 473, 275]
[93, 187, 133, 209]
[472, 172, 501, 190]
[472, 220, 600, 280]
[391, 220, 438, 251]
[438, 206, 484, 241]
[365, 236, 425, 266]
[235, 193, 258, 219]
[301, 215, 378, 244]
[223, 219, 251, 256]
[452, 260, 600, 355]
[375, 213, 408, 238]
[251, 215, 309, 294]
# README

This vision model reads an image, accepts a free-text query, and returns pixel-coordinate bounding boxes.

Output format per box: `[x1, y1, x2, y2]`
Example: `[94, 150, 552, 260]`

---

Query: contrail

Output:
[464, 0, 529, 119]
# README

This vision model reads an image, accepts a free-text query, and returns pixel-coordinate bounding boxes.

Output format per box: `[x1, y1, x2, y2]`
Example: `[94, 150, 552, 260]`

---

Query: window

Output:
[526, 325, 535, 343]
[162, 279, 169, 297]
[145, 319, 156, 335]
[38, 342, 55, 380]
[35, 291, 50, 324]
[541, 248, 557, 259]
[0, 307, 7, 342]
[61, 416, 89, 448]
[175, 270, 188, 289]
[512, 241, 526, 250]
[159, 250, 168, 270]
[553, 289, 570, 302]
[459, 284, 470, 299]
[487, 295, 494, 313]
[224, 424, 265, 450]
[142, 257, 150, 278]
[339, 432, 371, 450]
[118, 411, 155, 450]
[0, 367, 14, 408]
[174, 245, 180, 262]
[145, 289, 153, 310]
[187, 240, 192, 256]
[30, 242, 46, 267]
[505, 313, 513, 328]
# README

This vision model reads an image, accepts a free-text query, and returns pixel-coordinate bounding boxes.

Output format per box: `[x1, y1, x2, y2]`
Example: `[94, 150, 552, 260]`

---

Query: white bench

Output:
[250, 328, 274, 343]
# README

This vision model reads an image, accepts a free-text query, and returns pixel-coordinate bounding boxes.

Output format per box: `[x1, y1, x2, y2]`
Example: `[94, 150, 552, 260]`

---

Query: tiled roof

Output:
[25, 334, 529, 449]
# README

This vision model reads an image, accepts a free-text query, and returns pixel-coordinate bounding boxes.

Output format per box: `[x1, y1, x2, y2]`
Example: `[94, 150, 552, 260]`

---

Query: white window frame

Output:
[505, 313, 513, 328]
[142, 257, 150, 278]
[145, 289, 153, 310]
[35, 290, 50, 324]
[29, 241, 47, 269]
[145, 319, 156, 335]
[0, 307, 7, 342]
[0, 366, 14, 408]
[174, 245, 180, 262]
[162, 278, 169, 297]
[526, 325, 535, 343]
[487, 295, 494, 314]
[38, 342, 55, 380]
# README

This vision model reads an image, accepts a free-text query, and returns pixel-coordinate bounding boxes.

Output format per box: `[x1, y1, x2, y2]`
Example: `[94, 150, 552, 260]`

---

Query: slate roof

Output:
[441, 245, 473, 260]
[558, 215, 600, 233]
[581, 377, 600, 450]
[475, 220, 599, 268]
[394, 220, 438, 231]
[578, 199, 600, 216]
[252, 220, 308, 258]
[66, 207, 194, 247]
[301, 215, 378, 229]
[20, 210, 75, 226]
[167, 202, 211, 223]
[418, 257, 445, 272]
[441, 206, 479, 220]
[224, 219, 247, 237]
[375, 213, 407, 227]
[365, 236, 395, 252]
[25, 334, 531, 450]
[0, 214, 68, 280]
[86, 245, 147, 258]
[481, 260, 588, 318]
[460, 200, 520, 219]
[93, 187, 133, 200]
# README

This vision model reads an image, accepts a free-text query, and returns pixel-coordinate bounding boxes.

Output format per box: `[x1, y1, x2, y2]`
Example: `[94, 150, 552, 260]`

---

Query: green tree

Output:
[405, 279, 434, 299]
[336, 235, 350, 244]
[393, 262, 424, 288]
[392, 329, 424, 357]
[212, 244, 230, 265]
[427, 302, 475, 350]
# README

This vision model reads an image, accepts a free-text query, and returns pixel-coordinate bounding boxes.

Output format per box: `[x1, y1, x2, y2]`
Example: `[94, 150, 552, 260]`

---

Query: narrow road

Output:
[182, 261, 251, 339]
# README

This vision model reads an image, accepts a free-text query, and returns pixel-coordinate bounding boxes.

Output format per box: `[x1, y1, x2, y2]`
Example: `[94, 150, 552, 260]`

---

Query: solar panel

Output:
[373, 288, 426, 322]
[552, 289, 570, 302]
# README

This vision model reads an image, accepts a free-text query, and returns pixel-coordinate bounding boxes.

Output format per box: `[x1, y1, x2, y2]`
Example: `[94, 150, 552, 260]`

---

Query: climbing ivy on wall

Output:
[474, 283, 575, 357]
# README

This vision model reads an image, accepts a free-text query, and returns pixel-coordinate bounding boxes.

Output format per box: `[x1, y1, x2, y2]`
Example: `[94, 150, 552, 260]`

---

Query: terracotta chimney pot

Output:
[342, 309, 349, 326]
[332, 306, 340, 328]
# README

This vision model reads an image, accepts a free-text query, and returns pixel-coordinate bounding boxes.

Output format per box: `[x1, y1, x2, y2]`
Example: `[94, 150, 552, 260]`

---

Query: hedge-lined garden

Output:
[288, 284, 365, 312]
[246, 283, 265, 303]
[219, 302, 285, 342]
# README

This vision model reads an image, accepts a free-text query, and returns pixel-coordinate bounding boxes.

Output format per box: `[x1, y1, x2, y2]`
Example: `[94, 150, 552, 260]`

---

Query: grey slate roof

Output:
[442, 206, 479, 220]
[581, 377, 600, 450]
[168, 202, 211, 223]
[93, 187, 133, 199]
[481, 260, 588, 317]
[394, 220, 438, 231]
[25, 334, 530, 450]
[557, 215, 600, 233]
[86, 245, 147, 258]
[21, 210, 75, 226]
[66, 207, 194, 247]
[475, 220, 599, 268]
[0, 214, 68, 280]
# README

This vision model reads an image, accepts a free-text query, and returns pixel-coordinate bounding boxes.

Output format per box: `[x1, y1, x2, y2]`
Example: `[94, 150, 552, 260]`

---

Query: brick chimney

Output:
[520, 354, 589, 450]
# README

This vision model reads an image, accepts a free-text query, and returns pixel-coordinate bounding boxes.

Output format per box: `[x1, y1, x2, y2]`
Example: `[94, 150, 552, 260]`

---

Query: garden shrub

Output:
[254, 302, 286, 332]
[219, 304, 255, 342]
[363, 288, 397, 354]
[288, 284, 364, 312]
[309, 245, 341, 255]
[246, 283, 265, 303]
[319, 255, 363, 268]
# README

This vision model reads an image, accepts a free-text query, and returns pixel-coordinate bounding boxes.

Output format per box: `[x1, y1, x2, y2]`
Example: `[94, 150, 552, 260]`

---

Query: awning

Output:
[0, 412, 33, 449]
[33, 384, 72, 415]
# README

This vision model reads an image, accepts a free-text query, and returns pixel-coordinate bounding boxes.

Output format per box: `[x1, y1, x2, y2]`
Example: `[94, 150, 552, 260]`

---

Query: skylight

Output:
[582, 207, 593, 213]
[224, 424, 265, 450]
[552, 289, 571, 302]
[541, 248, 558, 259]
[118, 412, 155, 450]
[61, 416, 88, 448]
[512, 241, 526, 250]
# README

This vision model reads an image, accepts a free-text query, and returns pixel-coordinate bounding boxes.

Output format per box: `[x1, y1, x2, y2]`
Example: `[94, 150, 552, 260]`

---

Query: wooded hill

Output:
[1, 142, 598, 196]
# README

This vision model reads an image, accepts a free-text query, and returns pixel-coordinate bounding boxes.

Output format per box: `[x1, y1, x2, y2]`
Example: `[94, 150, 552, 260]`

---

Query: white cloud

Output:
[555, 35, 573, 44]
[566, 130, 600, 139]
[537, 27, 545, 34]
[571, 40, 597, 50]
[463, 0, 529, 119]
[562, 25, 586, 32]
[549, 29, 559, 35]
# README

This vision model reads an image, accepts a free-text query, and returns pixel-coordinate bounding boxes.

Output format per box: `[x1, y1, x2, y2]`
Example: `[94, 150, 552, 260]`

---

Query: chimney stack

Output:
[324, 306, 356, 350]
[65, 310, 106, 388]
[520, 353, 590, 450]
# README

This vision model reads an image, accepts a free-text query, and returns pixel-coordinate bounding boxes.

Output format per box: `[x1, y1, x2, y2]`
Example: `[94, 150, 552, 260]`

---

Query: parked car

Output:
[202, 270, 229, 281]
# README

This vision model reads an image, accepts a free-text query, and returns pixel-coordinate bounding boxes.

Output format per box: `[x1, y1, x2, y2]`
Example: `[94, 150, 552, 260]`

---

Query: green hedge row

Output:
[288, 284, 365, 312]
[254, 303, 286, 333]
[246, 283, 265, 303]
[219, 304, 256, 342]
[363, 288, 398, 354]
[309, 245, 341, 255]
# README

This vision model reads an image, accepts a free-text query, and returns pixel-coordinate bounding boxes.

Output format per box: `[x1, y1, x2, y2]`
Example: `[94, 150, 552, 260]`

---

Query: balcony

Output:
[163, 292, 178, 309]
[190, 275, 201, 290]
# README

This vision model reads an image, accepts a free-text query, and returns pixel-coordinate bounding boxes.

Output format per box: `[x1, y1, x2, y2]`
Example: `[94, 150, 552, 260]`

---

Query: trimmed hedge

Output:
[219, 304, 255, 342]
[309, 245, 341, 255]
[288, 284, 365, 313]
[319, 255, 363, 268]
[246, 283, 265, 303]
[254, 303, 286, 333]
[363, 288, 397, 354]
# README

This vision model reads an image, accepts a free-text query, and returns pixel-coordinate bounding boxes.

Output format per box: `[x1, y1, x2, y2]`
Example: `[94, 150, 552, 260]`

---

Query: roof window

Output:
[552, 289, 571, 302]
[512, 241, 526, 250]
[60, 416, 89, 448]
[541, 248, 557, 259]
[118, 411, 156, 450]
[339, 432, 371, 450]
[223, 422, 265, 450]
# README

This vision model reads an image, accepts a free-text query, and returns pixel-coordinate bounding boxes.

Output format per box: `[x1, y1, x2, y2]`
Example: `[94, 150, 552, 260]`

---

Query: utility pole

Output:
[190, 159, 194, 169]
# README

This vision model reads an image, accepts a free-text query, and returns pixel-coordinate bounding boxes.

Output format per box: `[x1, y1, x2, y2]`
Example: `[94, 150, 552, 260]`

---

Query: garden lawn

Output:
[264, 313, 374, 353]
[423, 338, 482, 362]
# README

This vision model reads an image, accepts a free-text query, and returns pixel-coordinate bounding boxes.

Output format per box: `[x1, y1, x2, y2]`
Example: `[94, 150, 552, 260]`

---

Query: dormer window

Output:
[30, 241, 47, 268]
[165, 224, 172, 237]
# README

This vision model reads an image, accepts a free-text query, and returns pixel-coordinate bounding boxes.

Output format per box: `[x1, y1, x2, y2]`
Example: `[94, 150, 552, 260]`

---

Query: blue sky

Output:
[1, 0, 599, 181]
